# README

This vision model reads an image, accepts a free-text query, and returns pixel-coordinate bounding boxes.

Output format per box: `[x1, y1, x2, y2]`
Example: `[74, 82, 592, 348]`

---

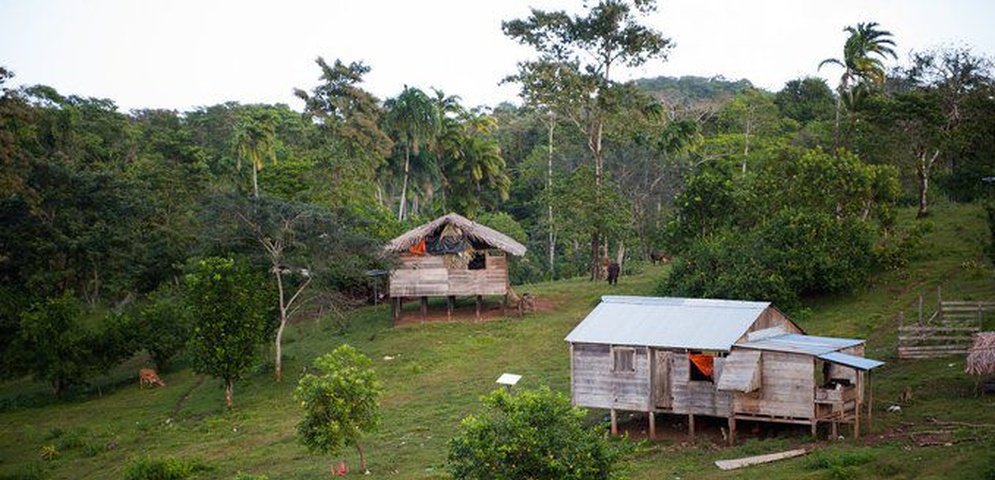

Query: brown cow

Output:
[650, 251, 671, 265]
[139, 368, 165, 388]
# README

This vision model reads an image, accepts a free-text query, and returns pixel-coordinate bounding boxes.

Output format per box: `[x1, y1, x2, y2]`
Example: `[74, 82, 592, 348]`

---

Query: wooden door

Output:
[654, 350, 673, 409]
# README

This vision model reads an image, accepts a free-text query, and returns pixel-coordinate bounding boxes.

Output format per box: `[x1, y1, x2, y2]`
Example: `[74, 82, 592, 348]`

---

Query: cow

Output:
[139, 368, 165, 388]
[650, 251, 671, 265]
[607, 261, 620, 285]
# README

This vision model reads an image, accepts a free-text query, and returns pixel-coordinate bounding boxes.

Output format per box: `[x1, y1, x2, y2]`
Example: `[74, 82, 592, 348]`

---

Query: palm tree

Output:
[233, 107, 278, 198]
[383, 86, 440, 221]
[819, 22, 898, 145]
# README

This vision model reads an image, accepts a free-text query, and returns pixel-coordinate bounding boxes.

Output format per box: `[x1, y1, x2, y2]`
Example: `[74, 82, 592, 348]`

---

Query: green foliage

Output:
[134, 284, 193, 372]
[447, 387, 631, 480]
[13, 294, 94, 395]
[663, 147, 897, 308]
[123, 456, 208, 480]
[294, 345, 383, 456]
[184, 257, 271, 407]
[804, 449, 875, 480]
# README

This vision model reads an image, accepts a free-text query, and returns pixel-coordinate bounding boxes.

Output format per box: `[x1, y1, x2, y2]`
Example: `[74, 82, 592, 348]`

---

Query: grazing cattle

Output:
[139, 368, 165, 388]
[650, 251, 671, 265]
[607, 261, 620, 285]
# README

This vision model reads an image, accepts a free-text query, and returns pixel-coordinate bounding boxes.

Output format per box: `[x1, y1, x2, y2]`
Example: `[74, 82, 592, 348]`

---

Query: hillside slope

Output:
[1, 201, 993, 480]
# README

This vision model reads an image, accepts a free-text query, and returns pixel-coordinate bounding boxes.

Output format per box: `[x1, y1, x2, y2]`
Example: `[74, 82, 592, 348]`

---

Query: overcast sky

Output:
[2, 0, 994, 112]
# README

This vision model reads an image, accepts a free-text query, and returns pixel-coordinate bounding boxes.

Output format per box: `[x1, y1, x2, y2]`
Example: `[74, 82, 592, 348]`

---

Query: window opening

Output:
[688, 351, 714, 382]
[612, 347, 635, 373]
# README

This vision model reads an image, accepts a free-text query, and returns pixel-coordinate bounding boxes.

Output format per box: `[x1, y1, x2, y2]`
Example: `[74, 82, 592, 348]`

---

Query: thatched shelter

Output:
[966, 332, 995, 376]
[384, 213, 526, 321]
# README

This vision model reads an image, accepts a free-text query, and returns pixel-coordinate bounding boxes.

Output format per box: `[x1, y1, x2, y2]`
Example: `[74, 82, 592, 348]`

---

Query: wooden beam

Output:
[714, 449, 808, 471]
[689, 413, 695, 439]
[649, 411, 656, 440]
[475, 295, 482, 320]
[610, 408, 618, 436]
[727, 417, 736, 446]
[420, 296, 428, 319]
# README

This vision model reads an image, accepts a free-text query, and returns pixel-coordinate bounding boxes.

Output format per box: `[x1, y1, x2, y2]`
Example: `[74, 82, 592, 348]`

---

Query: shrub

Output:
[123, 456, 208, 480]
[447, 386, 630, 480]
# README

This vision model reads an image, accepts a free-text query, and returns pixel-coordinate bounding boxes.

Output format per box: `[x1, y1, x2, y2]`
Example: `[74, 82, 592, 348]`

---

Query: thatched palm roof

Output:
[385, 213, 527, 256]
[966, 332, 995, 376]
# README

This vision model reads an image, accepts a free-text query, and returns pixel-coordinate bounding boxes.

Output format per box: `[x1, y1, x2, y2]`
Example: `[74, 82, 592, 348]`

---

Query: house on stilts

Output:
[384, 213, 527, 321]
[566, 296, 884, 444]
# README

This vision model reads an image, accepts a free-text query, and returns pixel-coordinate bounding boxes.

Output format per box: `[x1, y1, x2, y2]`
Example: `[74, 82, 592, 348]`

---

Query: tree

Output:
[133, 284, 192, 373]
[185, 257, 271, 408]
[13, 294, 95, 395]
[234, 106, 278, 198]
[294, 345, 383, 474]
[775, 77, 836, 125]
[503, 0, 672, 280]
[819, 22, 898, 146]
[383, 86, 440, 221]
[447, 386, 630, 480]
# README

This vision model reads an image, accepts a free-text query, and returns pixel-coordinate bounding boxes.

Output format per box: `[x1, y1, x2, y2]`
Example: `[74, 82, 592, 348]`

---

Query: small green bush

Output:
[123, 456, 208, 480]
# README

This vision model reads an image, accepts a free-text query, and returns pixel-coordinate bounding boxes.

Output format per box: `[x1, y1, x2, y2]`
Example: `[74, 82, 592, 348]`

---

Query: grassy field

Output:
[2, 200, 994, 479]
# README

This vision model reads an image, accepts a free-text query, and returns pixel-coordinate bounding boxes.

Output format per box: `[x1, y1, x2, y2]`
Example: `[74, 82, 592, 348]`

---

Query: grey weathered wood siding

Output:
[733, 351, 814, 419]
[388, 253, 508, 297]
[571, 343, 651, 411]
[668, 354, 732, 416]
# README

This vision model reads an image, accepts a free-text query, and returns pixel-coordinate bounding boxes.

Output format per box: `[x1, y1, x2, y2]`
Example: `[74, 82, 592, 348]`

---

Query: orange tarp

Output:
[409, 237, 426, 255]
[689, 353, 714, 377]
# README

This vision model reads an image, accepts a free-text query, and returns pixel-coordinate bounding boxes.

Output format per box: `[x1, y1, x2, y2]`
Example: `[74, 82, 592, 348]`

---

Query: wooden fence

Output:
[898, 290, 994, 359]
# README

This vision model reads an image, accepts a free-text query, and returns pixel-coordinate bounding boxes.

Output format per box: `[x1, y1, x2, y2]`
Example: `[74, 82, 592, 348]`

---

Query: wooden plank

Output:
[715, 449, 808, 471]
[898, 335, 976, 342]
[898, 326, 981, 332]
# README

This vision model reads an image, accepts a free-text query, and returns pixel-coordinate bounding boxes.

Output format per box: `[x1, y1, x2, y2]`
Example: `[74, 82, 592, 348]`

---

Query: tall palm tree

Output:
[383, 86, 439, 221]
[819, 22, 898, 144]
[233, 107, 278, 198]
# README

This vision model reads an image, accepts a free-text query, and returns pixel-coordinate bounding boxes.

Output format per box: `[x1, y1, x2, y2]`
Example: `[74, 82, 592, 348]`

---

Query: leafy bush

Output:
[447, 387, 631, 480]
[660, 210, 875, 309]
[123, 456, 208, 480]
[134, 285, 193, 372]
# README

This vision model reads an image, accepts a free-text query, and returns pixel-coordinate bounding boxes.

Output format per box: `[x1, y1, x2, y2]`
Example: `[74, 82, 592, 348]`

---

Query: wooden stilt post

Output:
[728, 417, 736, 445]
[475, 295, 482, 320]
[688, 414, 695, 439]
[447, 296, 454, 320]
[421, 296, 428, 319]
[391, 297, 398, 322]
[811, 420, 817, 437]
[649, 411, 656, 440]
[831, 421, 838, 439]
[867, 371, 873, 432]
[610, 409, 618, 436]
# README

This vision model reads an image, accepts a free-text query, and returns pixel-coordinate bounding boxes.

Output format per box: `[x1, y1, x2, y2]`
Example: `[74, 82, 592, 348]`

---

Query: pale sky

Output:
[2, 0, 994, 113]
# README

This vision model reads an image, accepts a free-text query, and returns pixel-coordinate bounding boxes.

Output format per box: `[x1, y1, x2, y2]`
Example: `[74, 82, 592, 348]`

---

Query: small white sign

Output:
[495, 373, 522, 386]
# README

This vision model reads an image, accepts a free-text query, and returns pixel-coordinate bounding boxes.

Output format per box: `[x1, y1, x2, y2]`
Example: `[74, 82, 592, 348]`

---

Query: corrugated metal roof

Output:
[564, 296, 772, 351]
[738, 333, 863, 356]
[818, 351, 885, 371]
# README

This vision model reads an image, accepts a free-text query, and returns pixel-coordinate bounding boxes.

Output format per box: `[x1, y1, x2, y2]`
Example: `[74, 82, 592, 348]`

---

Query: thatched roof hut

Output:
[966, 332, 995, 376]
[384, 213, 527, 321]
[384, 213, 526, 257]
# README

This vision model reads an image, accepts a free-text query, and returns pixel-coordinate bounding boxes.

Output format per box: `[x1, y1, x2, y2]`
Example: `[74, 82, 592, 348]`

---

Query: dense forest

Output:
[2, 1, 994, 399]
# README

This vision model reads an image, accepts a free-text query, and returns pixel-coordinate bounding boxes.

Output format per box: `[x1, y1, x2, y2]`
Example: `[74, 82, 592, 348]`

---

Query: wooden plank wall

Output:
[736, 307, 804, 343]
[669, 354, 732, 416]
[388, 253, 508, 297]
[733, 351, 814, 419]
[571, 343, 651, 411]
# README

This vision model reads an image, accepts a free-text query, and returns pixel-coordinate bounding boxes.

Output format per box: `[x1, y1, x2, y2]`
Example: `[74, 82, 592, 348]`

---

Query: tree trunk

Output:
[398, 147, 410, 221]
[275, 318, 286, 383]
[252, 163, 260, 199]
[357, 443, 369, 473]
[916, 150, 940, 219]
[547, 115, 556, 278]
[224, 378, 234, 408]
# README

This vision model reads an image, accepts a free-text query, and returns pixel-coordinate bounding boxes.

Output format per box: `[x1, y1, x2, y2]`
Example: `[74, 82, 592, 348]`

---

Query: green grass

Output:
[2, 201, 994, 479]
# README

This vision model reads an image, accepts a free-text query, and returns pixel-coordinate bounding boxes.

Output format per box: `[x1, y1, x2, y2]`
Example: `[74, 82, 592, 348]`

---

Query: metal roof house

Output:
[384, 213, 527, 321]
[566, 296, 884, 443]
